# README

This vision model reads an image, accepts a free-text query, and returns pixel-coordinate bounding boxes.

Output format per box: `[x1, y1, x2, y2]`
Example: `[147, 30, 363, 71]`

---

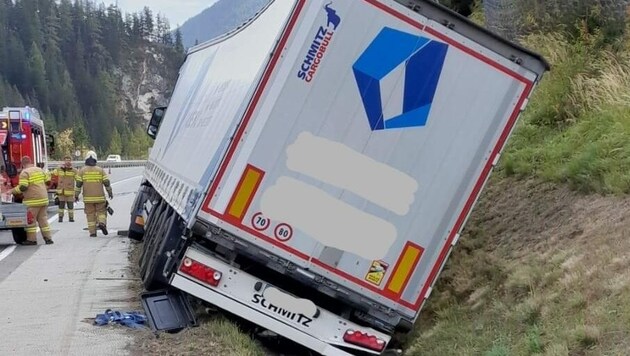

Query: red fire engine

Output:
[0, 106, 55, 201]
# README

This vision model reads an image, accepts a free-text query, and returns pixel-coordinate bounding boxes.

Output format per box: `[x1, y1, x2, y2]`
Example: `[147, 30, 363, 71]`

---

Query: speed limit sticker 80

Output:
[274, 223, 293, 242]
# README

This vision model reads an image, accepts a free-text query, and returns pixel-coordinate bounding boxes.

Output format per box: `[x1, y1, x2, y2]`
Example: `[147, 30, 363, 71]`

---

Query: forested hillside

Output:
[0, 0, 185, 159]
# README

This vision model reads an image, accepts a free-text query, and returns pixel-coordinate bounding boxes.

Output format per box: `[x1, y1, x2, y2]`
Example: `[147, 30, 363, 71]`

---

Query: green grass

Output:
[497, 28, 630, 194]
[502, 107, 630, 193]
[134, 313, 266, 356]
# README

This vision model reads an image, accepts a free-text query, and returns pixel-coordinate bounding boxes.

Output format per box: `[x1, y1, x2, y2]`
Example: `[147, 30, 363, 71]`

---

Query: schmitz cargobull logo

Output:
[251, 293, 313, 327]
[296, 2, 341, 83]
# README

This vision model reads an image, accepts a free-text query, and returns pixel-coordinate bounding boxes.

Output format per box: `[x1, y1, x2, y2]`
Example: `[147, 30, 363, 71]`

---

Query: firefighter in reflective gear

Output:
[75, 151, 113, 237]
[13, 156, 54, 245]
[52, 155, 77, 222]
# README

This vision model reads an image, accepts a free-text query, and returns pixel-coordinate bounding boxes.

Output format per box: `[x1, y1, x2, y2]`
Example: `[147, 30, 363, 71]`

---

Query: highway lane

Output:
[0, 166, 144, 355]
[0, 166, 144, 262]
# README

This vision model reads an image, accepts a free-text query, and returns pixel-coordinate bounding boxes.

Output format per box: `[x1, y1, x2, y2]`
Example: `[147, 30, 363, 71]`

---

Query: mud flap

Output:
[141, 289, 197, 333]
[128, 183, 157, 242]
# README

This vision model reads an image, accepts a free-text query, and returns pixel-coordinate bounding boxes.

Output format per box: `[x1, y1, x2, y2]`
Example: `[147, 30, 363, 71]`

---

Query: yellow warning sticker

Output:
[365, 260, 389, 286]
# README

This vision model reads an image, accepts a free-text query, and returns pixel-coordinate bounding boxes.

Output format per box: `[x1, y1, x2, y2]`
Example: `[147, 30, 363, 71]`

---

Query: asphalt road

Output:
[0, 166, 144, 355]
[0, 167, 143, 256]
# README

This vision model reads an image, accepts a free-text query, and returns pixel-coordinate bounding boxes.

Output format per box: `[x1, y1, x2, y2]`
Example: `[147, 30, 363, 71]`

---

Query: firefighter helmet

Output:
[85, 150, 98, 161]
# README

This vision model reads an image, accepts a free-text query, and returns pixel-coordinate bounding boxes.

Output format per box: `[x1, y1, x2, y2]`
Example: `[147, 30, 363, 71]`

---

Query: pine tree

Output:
[142, 6, 153, 40]
[6, 33, 28, 90]
[108, 127, 122, 155]
[0, 0, 9, 76]
[27, 42, 48, 108]
[161, 17, 173, 45]
[174, 27, 184, 53]
[72, 119, 89, 150]
[131, 13, 142, 41]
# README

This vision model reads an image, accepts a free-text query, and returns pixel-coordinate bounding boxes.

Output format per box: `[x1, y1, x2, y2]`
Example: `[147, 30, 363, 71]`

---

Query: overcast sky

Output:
[108, 0, 219, 27]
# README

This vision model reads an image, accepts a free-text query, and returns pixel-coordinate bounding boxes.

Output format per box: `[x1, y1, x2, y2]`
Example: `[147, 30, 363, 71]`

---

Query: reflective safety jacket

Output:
[52, 167, 78, 197]
[14, 166, 50, 207]
[75, 165, 111, 203]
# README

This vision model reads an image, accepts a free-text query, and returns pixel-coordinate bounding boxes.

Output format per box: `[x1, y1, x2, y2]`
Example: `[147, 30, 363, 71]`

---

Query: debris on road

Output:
[93, 309, 147, 329]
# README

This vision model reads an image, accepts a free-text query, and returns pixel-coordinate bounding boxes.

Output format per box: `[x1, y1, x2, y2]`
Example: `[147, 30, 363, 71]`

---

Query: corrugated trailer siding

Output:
[147, 0, 297, 221]
[197, 0, 541, 320]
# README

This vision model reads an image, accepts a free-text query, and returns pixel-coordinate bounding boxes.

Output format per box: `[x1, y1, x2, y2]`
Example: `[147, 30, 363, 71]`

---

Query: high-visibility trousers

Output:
[84, 202, 107, 235]
[26, 205, 51, 242]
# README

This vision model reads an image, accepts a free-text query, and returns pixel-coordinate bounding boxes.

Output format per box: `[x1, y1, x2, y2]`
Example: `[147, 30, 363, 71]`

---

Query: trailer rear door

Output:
[199, 0, 546, 318]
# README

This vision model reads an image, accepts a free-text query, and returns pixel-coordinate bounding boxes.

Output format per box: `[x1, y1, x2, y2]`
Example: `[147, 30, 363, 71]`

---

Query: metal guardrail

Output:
[47, 160, 148, 169]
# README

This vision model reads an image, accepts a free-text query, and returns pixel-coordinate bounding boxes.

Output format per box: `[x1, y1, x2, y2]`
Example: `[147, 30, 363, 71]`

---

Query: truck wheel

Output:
[138, 200, 166, 269]
[139, 209, 163, 273]
[139, 201, 171, 282]
[11, 228, 27, 245]
[142, 207, 184, 291]
[140, 210, 170, 288]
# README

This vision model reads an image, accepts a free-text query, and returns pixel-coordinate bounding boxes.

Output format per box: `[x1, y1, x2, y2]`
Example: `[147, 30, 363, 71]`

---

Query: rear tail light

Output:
[179, 257, 223, 287]
[343, 329, 386, 352]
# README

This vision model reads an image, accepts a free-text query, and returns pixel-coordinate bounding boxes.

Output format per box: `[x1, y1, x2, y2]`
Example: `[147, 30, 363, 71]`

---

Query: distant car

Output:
[106, 154, 122, 162]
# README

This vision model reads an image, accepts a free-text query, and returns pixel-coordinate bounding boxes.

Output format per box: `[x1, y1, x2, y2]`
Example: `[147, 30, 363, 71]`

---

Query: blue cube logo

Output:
[353, 27, 448, 131]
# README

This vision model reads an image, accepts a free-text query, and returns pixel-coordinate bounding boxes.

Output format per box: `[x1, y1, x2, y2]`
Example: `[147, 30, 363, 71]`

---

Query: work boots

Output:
[98, 223, 108, 236]
[20, 239, 53, 245]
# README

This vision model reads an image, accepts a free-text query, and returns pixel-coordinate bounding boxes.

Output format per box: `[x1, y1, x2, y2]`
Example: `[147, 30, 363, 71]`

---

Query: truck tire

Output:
[141, 206, 184, 291]
[138, 199, 166, 269]
[139, 200, 172, 283]
[11, 228, 27, 245]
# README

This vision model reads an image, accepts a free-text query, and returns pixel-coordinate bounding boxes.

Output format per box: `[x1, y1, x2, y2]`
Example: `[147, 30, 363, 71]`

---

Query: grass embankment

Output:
[502, 28, 630, 194]
[405, 25, 630, 356]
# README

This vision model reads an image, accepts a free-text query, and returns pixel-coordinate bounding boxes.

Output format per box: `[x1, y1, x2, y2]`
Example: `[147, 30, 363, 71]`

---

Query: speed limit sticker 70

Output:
[274, 223, 293, 242]
[251, 212, 270, 232]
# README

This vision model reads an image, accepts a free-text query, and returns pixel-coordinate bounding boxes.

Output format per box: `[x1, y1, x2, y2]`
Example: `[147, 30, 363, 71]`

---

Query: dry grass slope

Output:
[405, 177, 630, 356]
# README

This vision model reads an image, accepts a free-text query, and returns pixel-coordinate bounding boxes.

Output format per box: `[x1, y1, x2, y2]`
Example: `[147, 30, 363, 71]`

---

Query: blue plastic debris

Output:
[94, 309, 147, 329]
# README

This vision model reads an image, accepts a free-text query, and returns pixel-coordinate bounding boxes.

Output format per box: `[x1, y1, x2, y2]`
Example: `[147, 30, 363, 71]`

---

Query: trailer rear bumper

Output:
[170, 246, 391, 355]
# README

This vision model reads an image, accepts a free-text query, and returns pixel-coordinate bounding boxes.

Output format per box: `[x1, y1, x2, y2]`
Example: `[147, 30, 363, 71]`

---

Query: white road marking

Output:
[112, 175, 143, 187]
[0, 245, 16, 262]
